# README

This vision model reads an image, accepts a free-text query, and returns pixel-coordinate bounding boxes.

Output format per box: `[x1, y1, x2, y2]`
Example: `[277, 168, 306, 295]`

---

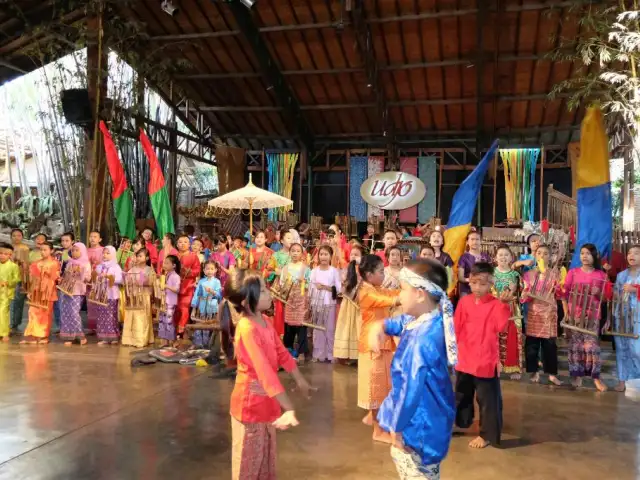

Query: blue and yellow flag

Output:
[444, 139, 499, 264]
[570, 106, 612, 268]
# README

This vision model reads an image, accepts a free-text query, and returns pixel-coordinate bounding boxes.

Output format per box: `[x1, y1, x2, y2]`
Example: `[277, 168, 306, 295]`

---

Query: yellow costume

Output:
[0, 260, 21, 337]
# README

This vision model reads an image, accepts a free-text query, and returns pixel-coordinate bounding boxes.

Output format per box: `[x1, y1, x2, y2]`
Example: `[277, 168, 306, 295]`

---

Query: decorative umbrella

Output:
[208, 174, 293, 259]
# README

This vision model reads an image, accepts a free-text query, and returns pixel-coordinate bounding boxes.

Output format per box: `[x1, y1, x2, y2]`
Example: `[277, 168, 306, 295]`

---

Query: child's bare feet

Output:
[64, 341, 72, 347]
[469, 436, 490, 449]
[110, 341, 119, 345]
[594, 379, 608, 392]
[548, 375, 563, 386]
[372, 431, 392, 444]
[97, 341, 107, 346]
[510, 373, 521, 381]
[614, 381, 626, 392]
[362, 411, 373, 426]
[38, 339, 49, 345]
[19, 339, 28, 345]
[2, 336, 9, 343]
[80, 338, 88, 346]
[530, 372, 540, 383]
[571, 377, 583, 388]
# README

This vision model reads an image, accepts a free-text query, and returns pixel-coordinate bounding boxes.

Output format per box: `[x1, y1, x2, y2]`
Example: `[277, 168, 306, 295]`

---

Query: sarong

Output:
[59, 294, 85, 341]
[158, 305, 177, 341]
[390, 446, 440, 480]
[357, 350, 393, 410]
[175, 292, 194, 334]
[95, 299, 120, 341]
[231, 417, 276, 480]
[24, 301, 54, 339]
[568, 331, 602, 379]
[499, 320, 523, 374]
[333, 297, 361, 360]
[311, 304, 336, 361]
[273, 299, 285, 336]
[121, 294, 154, 348]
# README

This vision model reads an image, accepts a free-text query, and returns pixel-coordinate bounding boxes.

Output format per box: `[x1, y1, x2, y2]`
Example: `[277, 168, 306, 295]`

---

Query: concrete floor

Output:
[0, 343, 639, 480]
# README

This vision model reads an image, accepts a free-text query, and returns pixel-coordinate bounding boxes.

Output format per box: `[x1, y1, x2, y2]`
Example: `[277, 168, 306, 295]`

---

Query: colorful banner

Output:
[349, 156, 368, 222]
[368, 157, 385, 220]
[267, 153, 298, 221]
[418, 156, 437, 224]
[399, 157, 418, 223]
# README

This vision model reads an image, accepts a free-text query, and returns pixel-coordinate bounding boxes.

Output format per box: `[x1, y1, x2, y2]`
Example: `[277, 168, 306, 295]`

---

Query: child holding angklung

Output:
[0, 243, 20, 342]
[281, 243, 311, 363]
[175, 234, 201, 337]
[86, 230, 105, 332]
[226, 269, 314, 480]
[21, 241, 61, 345]
[158, 255, 181, 347]
[368, 259, 457, 480]
[521, 244, 563, 386]
[357, 254, 401, 444]
[334, 245, 364, 362]
[493, 244, 523, 380]
[94, 246, 123, 346]
[191, 260, 223, 349]
[121, 247, 155, 348]
[59, 243, 92, 346]
[611, 245, 640, 393]
[457, 230, 492, 298]
[116, 237, 133, 270]
[562, 243, 608, 391]
[265, 230, 293, 336]
[454, 262, 511, 449]
[309, 245, 342, 362]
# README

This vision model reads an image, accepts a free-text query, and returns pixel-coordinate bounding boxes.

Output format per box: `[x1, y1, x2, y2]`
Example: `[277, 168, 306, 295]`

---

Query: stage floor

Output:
[0, 342, 638, 480]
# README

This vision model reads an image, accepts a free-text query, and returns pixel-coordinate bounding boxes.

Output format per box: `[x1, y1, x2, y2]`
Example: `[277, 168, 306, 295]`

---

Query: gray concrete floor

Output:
[0, 342, 639, 480]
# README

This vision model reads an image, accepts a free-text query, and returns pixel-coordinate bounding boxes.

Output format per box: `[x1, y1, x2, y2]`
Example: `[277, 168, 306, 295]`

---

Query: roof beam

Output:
[221, 0, 314, 150]
[476, 0, 489, 155]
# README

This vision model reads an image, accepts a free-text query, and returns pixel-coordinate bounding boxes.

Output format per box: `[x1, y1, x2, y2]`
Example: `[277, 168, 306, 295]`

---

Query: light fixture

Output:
[240, 0, 256, 8]
[161, 0, 178, 16]
[366, 82, 372, 88]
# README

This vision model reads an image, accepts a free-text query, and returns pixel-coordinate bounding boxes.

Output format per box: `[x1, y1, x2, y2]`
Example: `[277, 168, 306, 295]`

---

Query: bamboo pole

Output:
[540, 145, 545, 221]
[437, 150, 444, 218]
[492, 147, 498, 225]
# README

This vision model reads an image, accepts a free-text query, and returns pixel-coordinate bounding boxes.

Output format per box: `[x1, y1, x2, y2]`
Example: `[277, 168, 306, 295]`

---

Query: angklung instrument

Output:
[604, 284, 639, 339]
[152, 272, 167, 313]
[26, 272, 54, 310]
[57, 265, 81, 297]
[560, 279, 608, 337]
[191, 295, 219, 323]
[14, 248, 30, 294]
[270, 276, 294, 305]
[306, 286, 330, 332]
[123, 272, 145, 311]
[87, 271, 111, 307]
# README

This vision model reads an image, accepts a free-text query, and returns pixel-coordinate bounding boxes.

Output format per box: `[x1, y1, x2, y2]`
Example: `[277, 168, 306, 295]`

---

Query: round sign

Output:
[360, 171, 426, 210]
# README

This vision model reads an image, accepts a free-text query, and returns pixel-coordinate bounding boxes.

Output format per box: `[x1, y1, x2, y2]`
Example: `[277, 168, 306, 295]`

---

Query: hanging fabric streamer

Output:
[267, 152, 299, 221]
[500, 149, 540, 223]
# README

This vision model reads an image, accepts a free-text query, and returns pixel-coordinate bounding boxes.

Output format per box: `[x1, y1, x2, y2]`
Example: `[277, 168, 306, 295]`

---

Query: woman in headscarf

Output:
[59, 242, 92, 346]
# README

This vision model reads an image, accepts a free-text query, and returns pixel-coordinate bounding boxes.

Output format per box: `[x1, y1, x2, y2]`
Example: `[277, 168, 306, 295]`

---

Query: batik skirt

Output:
[24, 301, 54, 339]
[333, 297, 361, 360]
[158, 305, 177, 341]
[568, 331, 602, 379]
[231, 416, 276, 480]
[95, 299, 120, 341]
[390, 446, 440, 480]
[59, 294, 85, 341]
[357, 350, 393, 410]
[121, 293, 154, 348]
[499, 320, 523, 374]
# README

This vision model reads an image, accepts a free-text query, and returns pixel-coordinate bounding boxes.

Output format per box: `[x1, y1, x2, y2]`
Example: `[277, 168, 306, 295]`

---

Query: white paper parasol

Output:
[208, 175, 293, 256]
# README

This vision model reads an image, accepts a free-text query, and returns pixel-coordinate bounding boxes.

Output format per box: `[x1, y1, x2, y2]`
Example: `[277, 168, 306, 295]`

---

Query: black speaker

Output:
[60, 89, 93, 127]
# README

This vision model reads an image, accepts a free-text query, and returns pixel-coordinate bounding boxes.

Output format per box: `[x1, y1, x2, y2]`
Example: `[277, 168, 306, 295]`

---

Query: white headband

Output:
[399, 268, 458, 367]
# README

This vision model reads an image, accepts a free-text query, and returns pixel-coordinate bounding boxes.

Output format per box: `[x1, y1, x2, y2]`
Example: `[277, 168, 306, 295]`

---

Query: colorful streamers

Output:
[500, 148, 540, 223]
[267, 152, 298, 221]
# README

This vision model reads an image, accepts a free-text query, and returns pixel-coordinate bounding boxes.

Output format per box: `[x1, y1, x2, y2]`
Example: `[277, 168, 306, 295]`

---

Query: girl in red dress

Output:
[175, 234, 201, 336]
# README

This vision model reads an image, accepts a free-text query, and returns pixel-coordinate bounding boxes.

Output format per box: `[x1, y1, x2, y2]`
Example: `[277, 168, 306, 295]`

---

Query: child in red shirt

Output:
[454, 262, 511, 449]
[227, 269, 314, 480]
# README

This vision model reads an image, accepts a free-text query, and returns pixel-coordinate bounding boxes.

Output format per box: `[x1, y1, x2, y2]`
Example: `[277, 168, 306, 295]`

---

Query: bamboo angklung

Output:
[123, 272, 145, 311]
[191, 295, 219, 324]
[560, 279, 607, 337]
[605, 284, 639, 339]
[26, 274, 54, 310]
[307, 287, 329, 333]
[270, 276, 294, 306]
[87, 271, 110, 307]
[152, 272, 167, 313]
[57, 265, 81, 296]
[15, 249, 30, 294]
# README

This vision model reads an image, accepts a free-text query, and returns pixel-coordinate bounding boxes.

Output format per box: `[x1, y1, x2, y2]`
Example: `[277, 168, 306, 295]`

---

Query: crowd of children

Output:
[4, 222, 640, 480]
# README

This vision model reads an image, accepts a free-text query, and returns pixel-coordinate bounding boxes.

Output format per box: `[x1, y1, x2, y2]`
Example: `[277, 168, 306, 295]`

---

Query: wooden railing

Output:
[613, 229, 640, 257]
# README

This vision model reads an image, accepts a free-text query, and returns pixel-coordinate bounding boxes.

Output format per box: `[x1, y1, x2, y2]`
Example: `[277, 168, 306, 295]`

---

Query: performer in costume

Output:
[191, 238, 206, 265]
[513, 233, 541, 272]
[383, 246, 403, 290]
[562, 243, 608, 391]
[454, 262, 510, 449]
[94, 246, 123, 345]
[369, 260, 457, 480]
[86, 230, 105, 332]
[457, 230, 492, 298]
[375, 230, 399, 267]
[116, 237, 133, 270]
[227, 269, 313, 480]
[28, 233, 47, 263]
[612, 245, 640, 392]
[59, 242, 92, 346]
[121, 248, 155, 348]
[124, 237, 145, 272]
[141, 227, 159, 267]
[9, 228, 30, 332]
[309, 245, 342, 362]
[231, 236, 249, 270]
[248, 230, 273, 274]
[265, 230, 294, 336]
[0, 243, 20, 342]
[334, 245, 364, 362]
[158, 255, 181, 346]
[493, 245, 523, 380]
[156, 233, 178, 275]
[281, 243, 311, 363]
[190, 260, 223, 348]
[175, 234, 201, 336]
[521, 245, 563, 386]
[429, 230, 454, 269]
[211, 234, 236, 293]
[21, 241, 60, 345]
[357, 254, 401, 444]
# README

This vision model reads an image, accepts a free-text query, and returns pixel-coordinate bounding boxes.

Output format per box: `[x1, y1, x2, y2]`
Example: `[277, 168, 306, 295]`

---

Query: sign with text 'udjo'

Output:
[360, 171, 426, 210]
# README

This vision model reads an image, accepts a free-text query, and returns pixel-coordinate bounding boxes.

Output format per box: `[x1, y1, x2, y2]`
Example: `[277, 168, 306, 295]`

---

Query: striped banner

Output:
[399, 157, 418, 223]
[418, 156, 437, 223]
[349, 156, 368, 222]
[368, 157, 385, 219]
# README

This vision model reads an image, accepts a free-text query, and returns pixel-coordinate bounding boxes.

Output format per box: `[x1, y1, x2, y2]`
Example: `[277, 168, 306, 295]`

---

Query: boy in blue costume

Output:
[369, 259, 457, 480]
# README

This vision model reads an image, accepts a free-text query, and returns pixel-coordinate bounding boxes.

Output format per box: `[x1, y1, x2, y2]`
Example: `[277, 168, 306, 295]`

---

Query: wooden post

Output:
[346, 150, 351, 223]
[437, 151, 444, 218]
[492, 147, 498, 226]
[540, 146, 545, 221]
[261, 149, 266, 189]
